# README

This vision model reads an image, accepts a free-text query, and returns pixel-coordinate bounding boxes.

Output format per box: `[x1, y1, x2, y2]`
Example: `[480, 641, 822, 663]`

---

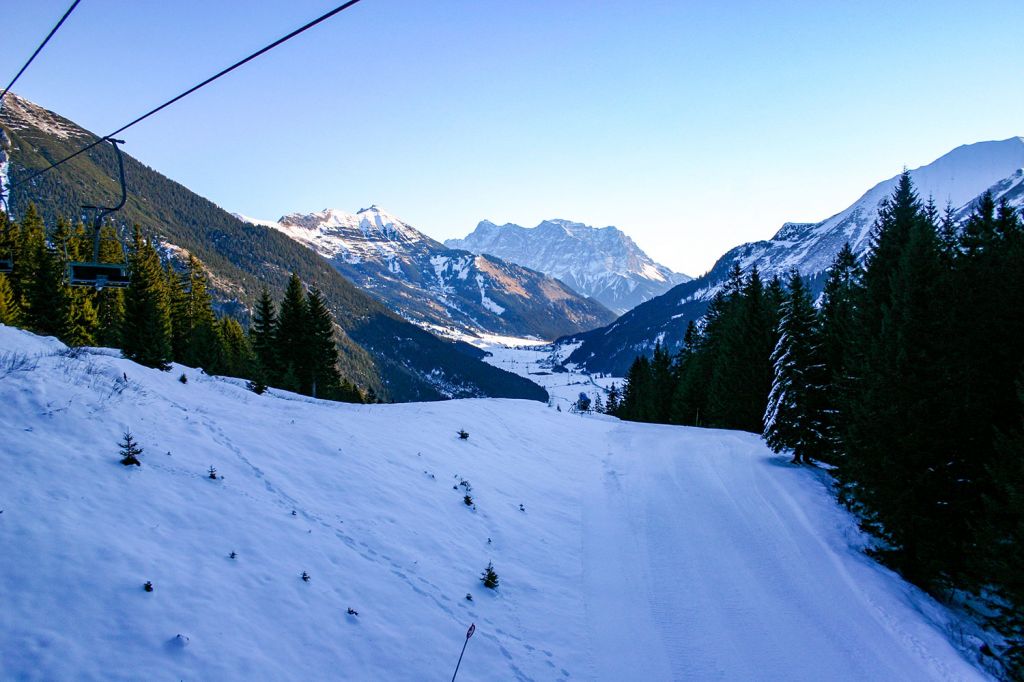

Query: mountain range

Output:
[0, 93, 545, 403]
[562, 136, 1024, 375]
[237, 207, 615, 340]
[446, 218, 690, 314]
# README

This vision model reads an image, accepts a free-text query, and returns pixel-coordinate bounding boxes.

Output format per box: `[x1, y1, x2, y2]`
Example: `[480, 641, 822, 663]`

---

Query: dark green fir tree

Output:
[122, 228, 172, 370]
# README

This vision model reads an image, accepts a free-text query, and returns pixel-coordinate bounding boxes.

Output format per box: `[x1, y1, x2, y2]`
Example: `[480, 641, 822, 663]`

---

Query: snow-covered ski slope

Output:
[0, 327, 987, 681]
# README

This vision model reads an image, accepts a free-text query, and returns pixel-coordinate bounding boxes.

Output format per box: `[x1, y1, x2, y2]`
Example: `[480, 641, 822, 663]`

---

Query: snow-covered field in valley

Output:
[0, 326, 989, 681]
[441, 332, 622, 412]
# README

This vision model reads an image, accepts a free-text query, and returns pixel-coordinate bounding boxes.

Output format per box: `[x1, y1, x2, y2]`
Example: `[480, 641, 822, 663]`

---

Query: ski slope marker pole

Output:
[451, 622, 475, 682]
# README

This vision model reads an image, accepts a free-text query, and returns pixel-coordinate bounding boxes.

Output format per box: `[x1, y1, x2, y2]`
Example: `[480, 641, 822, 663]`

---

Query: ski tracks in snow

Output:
[581, 424, 987, 682]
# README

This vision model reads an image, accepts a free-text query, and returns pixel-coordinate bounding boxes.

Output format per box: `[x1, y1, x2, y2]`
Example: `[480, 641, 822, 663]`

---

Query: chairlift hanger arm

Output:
[81, 138, 127, 229]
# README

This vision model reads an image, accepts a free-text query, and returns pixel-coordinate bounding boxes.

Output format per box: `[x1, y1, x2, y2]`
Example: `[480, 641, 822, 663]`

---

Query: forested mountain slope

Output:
[0, 93, 545, 402]
[563, 137, 1024, 375]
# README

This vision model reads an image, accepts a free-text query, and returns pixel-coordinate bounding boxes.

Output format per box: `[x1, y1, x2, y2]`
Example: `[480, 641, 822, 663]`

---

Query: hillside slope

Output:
[0, 326, 989, 681]
[565, 137, 1024, 374]
[447, 218, 690, 315]
[0, 93, 545, 403]
[253, 206, 615, 339]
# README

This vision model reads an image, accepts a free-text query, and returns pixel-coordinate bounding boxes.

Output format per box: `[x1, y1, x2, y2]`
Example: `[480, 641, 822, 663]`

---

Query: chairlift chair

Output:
[67, 138, 131, 290]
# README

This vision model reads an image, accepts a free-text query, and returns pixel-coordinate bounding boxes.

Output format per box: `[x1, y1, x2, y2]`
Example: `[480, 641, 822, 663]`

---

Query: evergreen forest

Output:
[0, 205, 365, 403]
[611, 175, 1024, 672]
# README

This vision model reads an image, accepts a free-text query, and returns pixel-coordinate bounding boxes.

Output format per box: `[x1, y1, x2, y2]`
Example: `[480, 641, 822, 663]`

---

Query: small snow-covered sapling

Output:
[457, 429, 469, 440]
[179, 373, 188, 384]
[229, 551, 237, 559]
[291, 510, 297, 516]
[465, 593, 473, 601]
[208, 466, 218, 480]
[463, 494, 474, 507]
[301, 571, 310, 582]
[143, 581, 154, 592]
[519, 503, 525, 512]
[347, 607, 359, 616]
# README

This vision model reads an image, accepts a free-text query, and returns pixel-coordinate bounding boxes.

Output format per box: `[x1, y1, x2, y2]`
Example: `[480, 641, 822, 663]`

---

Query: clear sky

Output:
[4, 0, 1022, 275]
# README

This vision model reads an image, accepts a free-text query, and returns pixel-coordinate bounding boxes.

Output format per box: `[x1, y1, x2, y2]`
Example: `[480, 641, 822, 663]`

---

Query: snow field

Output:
[0, 326, 988, 680]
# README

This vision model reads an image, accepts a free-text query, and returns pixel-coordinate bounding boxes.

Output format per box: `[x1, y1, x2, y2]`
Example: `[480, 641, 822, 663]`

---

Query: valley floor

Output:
[0, 326, 988, 680]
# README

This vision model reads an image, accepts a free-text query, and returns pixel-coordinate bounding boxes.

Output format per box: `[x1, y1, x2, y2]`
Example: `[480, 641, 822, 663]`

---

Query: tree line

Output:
[0, 204, 364, 403]
[611, 175, 1024, 673]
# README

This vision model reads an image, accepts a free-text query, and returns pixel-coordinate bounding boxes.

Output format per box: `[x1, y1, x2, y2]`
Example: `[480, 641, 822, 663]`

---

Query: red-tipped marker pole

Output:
[451, 622, 476, 682]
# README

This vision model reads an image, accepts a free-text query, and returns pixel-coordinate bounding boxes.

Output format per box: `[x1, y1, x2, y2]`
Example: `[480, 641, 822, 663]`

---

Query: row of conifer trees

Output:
[0, 205, 364, 403]
[613, 175, 1024, 673]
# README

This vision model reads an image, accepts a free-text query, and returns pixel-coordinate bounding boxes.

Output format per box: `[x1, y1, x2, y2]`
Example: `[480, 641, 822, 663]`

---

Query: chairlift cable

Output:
[4, 0, 366, 196]
[1, 0, 83, 212]
[0, 0, 83, 107]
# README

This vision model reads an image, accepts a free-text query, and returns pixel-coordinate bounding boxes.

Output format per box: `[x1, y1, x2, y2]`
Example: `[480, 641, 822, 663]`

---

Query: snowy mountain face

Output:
[0, 128, 10, 204]
[256, 206, 616, 340]
[565, 137, 1024, 375]
[728, 137, 1024, 278]
[445, 219, 691, 315]
[0, 326, 990, 680]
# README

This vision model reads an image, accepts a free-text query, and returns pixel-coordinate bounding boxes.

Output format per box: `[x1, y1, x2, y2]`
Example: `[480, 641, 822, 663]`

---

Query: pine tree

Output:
[763, 271, 827, 464]
[20, 209, 72, 339]
[65, 220, 103, 346]
[122, 228, 172, 370]
[649, 342, 674, 423]
[7, 204, 39, 312]
[118, 431, 143, 466]
[818, 243, 859, 466]
[480, 561, 499, 589]
[96, 288, 125, 348]
[182, 256, 223, 373]
[166, 264, 190, 361]
[219, 317, 254, 378]
[250, 286, 278, 380]
[843, 175, 956, 582]
[93, 225, 127, 348]
[708, 266, 777, 432]
[337, 378, 364, 403]
[0, 274, 20, 326]
[936, 203, 959, 262]
[605, 383, 620, 415]
[981, 380, 1024, 675]
[669, 318, 711, 426]
[619, 355, 653, 421]
[305, 287, 340, 399]
[276, 273, 309, 392]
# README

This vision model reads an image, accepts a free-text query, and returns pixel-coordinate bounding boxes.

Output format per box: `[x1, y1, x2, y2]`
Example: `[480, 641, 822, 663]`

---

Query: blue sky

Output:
[4, 0, 1022, 275]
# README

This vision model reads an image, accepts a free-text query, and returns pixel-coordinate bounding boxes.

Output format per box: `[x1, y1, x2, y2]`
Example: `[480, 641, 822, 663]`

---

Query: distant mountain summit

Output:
[254, 206, 616, 340]
[718, 137, 1024, 280]
[563, 136, 1024, 375]
[446, 219, 690, 314]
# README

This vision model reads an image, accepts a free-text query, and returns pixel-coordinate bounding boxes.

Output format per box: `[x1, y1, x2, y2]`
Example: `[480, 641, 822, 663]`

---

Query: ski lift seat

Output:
[68, 261, 130, 289]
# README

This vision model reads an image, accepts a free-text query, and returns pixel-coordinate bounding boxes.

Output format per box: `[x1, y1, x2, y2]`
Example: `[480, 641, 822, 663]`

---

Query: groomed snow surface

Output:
[0, 326, 989, 681]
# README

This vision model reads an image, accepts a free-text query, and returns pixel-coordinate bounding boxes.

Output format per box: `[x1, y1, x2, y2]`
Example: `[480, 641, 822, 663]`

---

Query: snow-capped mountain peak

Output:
[278, 205, 429, 248]
[237, 206, 615, 339]
[446, 219, 691, 314]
